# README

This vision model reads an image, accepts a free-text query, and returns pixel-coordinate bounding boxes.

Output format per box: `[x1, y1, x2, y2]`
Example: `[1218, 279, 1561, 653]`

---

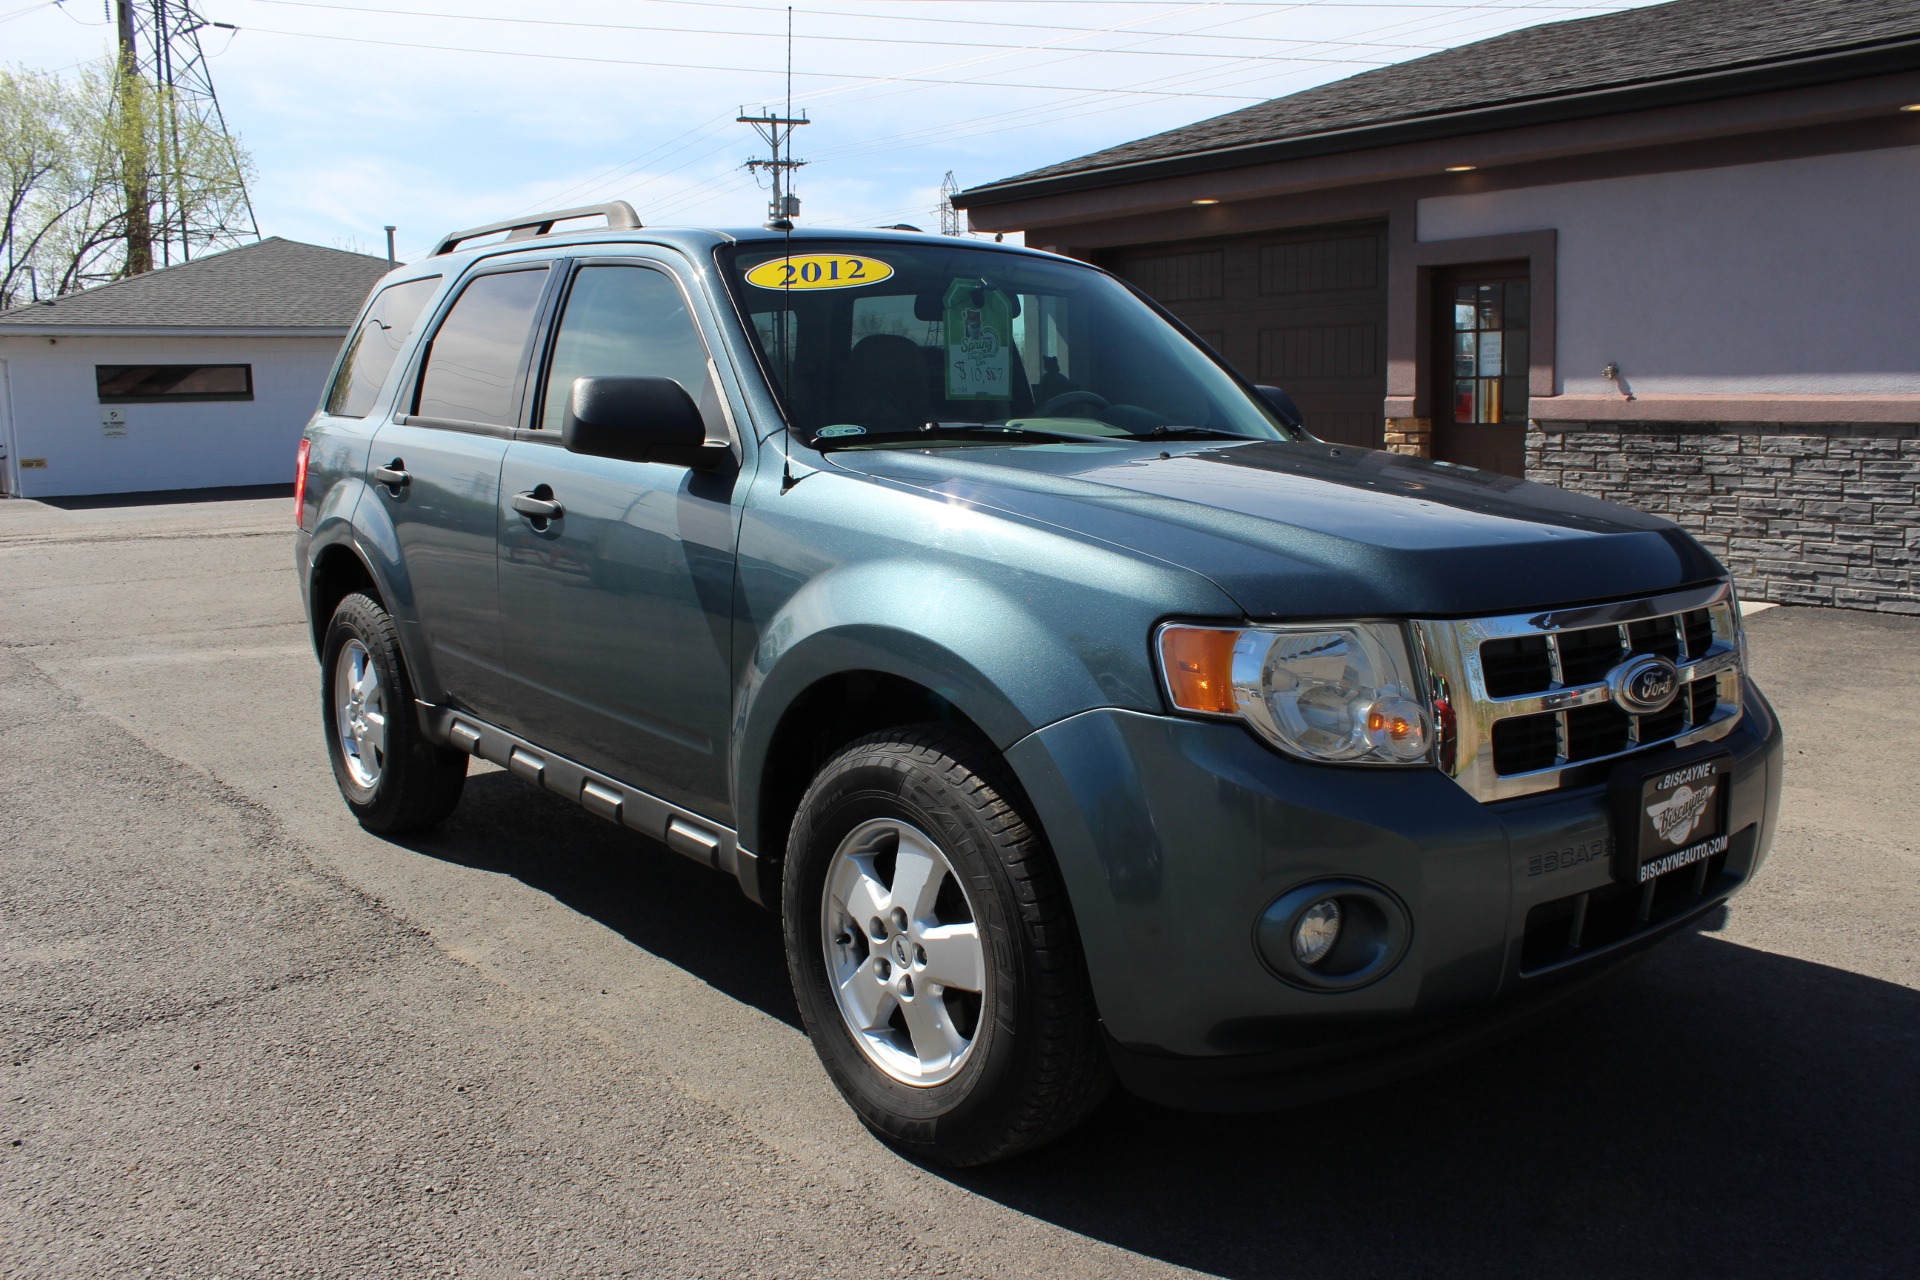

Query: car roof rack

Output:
[431, 201, 642, 257]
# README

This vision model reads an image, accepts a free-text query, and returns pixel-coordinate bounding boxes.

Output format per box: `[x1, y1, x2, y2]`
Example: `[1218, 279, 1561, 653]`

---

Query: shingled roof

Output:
[963, 0, 1920, 202]
[0, 237, 391, 332]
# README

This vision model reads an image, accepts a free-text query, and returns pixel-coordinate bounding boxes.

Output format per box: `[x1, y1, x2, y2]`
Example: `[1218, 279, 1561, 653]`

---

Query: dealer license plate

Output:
[1614, 755, 1731, 884]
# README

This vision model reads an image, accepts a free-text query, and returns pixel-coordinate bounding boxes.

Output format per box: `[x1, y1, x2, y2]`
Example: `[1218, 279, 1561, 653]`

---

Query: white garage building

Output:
[0, 238, 390, 499]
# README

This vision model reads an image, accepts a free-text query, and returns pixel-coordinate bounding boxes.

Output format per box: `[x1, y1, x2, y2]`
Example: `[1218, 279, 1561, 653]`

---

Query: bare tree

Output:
[0, 67, 73, 308]
[0, 57, 256, 307]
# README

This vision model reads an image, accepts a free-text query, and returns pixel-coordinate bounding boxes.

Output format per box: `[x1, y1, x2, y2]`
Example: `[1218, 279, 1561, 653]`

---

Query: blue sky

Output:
[4, 1, 1656, 262]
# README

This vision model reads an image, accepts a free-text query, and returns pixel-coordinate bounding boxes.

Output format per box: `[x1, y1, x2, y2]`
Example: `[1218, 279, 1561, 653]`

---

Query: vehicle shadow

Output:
[950, 927, 1920, 1279]
[398, 768, 800, 1029]
[396, 770, 1917, 1279]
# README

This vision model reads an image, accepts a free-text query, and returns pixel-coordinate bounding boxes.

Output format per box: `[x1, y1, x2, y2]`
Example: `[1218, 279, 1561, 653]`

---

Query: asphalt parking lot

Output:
[2, 491, 1915, 1279]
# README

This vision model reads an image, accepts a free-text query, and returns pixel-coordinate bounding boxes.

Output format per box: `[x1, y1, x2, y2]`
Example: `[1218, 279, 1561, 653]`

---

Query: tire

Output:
[320, 592, 467, 833]
[782, 726, 1110, 1166]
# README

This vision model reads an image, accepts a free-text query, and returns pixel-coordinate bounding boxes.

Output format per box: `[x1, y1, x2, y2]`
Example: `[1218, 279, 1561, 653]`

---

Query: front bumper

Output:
[1004, 683, 1783, 1108]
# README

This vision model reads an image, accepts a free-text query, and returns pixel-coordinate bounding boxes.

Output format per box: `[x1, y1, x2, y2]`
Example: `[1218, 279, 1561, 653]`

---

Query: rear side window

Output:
[538, 265, 720, 432]
[414, 267, 550, 427]
[326, 277, 440, 417]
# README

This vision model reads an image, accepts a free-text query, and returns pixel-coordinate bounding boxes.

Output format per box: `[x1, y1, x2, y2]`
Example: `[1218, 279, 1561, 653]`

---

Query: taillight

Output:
[294, 437, 312, 528]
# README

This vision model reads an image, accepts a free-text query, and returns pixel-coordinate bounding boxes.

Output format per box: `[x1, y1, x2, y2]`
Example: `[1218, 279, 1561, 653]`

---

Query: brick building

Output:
[956, 0, 1918, 612]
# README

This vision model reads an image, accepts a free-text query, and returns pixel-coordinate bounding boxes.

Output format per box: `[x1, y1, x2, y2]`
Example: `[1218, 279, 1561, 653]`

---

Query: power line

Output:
[516, 0, 1610, 222]
[247, 0, 1465, 61]
[752, 0, 1630, 7]
[792, 0, 1608, 182]
[0, 0, 60, 25]
[235, 24, 1287, 99]
[507, 114, 741, 219]
[296, 0, 1652, 248]
[605, 0, 1642, 40]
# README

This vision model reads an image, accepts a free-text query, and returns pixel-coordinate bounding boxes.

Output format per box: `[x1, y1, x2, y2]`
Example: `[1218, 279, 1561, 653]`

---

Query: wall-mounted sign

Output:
[101, 407, 127, 437]
[20, 458, 47, 469]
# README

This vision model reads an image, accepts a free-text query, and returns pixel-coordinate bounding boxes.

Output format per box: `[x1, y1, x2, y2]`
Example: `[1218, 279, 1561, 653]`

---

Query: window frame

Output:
[402, 258, 560, 435]
[525, 254, 737, 449]
[323, 274, 443, 419]
[95, 363, 253, 404]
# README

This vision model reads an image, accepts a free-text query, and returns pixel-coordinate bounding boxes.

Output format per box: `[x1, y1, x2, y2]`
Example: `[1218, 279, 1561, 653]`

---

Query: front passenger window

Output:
[539, 265, 720, 433]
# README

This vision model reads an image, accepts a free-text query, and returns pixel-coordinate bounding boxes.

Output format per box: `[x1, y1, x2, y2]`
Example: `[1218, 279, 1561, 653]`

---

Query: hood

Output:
[823, 438, 1722, 618]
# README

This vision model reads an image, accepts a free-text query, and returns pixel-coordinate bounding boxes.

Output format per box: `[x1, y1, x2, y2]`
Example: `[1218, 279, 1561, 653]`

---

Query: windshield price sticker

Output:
[744, 254, 894, 291]
[944, 279, 1012, 400]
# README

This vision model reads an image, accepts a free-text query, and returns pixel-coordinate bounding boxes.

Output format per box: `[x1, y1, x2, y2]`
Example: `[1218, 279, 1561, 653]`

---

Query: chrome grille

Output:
[1412, 582, 1744, 803]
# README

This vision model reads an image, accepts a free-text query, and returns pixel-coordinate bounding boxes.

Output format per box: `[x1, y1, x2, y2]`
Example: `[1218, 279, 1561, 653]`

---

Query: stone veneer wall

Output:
[1525, 421, 1920, 614]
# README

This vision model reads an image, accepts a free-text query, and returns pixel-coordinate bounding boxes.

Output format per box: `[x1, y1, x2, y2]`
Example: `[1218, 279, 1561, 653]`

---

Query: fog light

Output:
[1292, 899, 1342, 966]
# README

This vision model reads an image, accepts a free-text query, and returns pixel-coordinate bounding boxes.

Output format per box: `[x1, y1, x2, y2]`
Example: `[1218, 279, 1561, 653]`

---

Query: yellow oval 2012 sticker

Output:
[744, 254, 893, 291]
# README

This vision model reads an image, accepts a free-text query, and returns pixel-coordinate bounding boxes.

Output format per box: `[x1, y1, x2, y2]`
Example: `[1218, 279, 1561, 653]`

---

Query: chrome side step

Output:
[419, 703, 760, 902]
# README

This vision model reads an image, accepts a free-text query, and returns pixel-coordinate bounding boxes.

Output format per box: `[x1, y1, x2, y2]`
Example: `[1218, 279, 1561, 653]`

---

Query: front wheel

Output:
[320, 592, 467, 832]
[782, 728, 1110, 1166]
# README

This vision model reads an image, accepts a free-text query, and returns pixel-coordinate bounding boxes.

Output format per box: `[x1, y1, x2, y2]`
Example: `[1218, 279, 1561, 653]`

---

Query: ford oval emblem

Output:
[1609, 653, 1681, 715]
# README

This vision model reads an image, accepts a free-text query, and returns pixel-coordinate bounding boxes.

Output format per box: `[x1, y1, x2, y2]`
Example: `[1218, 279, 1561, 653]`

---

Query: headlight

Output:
[1157, 621, 1433, 766]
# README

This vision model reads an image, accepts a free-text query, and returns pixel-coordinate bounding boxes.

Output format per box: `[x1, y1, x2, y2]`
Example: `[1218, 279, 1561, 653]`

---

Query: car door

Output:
[494, 257, 744, 821]
[366, 259, 554, 719]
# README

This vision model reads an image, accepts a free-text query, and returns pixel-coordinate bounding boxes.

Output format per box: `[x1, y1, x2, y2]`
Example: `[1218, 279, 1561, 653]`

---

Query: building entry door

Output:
[1433, 264, 1530, 476]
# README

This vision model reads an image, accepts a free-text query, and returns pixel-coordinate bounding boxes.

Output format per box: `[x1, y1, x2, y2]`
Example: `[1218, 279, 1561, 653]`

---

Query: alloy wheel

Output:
[820, 817, 987, 1086]
[333, 637, 387, 789]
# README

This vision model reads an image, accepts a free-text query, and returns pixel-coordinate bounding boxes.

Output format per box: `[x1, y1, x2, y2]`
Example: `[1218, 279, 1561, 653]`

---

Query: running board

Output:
[420, 704, 760, 901]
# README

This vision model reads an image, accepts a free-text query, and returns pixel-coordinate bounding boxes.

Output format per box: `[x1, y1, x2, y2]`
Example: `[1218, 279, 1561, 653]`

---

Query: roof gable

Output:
[971, 0, 1920, 195]
[0, 237, 392, 331]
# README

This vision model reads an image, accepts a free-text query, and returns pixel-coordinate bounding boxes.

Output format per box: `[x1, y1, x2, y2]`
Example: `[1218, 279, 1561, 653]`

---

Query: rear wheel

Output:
[783, 727, 1110, 1166]
[320, 592, 466, 832]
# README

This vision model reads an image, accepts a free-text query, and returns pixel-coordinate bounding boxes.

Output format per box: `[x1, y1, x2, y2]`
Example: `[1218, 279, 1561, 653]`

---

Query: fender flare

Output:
[732, 619, 1075, 861]
[305, 478, 448, 705]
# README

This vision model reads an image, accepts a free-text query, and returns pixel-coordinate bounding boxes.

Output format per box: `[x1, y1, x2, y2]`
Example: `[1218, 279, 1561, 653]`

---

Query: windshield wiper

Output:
[814, 422, 1106, 448]
[1137, 425, 1266, 441]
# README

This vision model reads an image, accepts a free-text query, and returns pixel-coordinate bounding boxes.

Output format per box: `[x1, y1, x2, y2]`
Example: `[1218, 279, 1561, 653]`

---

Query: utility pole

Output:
[738, 6, 807, 228]
[113, 0, 257, 275]
[939, 171, 963, 237]
[738, 109, 809, 226]
[115, 2, 154, 276]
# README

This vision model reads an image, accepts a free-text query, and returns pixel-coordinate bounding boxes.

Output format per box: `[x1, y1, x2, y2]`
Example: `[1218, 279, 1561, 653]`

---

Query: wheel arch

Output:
[737, 632, 1040, 911]
[307, 540, 384, 654]
[304, 482, 446, 705]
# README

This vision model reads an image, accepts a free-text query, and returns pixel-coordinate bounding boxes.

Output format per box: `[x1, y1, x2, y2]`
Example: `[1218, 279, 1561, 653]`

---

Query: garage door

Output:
[1101, 222, 1387, 449]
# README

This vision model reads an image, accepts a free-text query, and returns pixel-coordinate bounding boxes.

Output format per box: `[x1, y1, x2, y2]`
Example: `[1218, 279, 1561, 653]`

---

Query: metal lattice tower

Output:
[115, 0, 260, 271]
[939, 171, 963, 236]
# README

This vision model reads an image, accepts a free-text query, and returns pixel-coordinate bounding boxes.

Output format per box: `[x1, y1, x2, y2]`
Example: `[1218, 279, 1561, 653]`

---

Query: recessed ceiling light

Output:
[1445, 164, 1477, 172]
[1191, 197, 1221, 205]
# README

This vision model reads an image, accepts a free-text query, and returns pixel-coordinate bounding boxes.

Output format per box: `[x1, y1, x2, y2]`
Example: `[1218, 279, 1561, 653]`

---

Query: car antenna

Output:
[777, 4, 801, 493]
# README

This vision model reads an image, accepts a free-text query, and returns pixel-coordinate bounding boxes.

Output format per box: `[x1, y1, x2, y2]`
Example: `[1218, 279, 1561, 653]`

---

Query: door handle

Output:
[512, 491, 565, 521]
[372, 460, 410, 488]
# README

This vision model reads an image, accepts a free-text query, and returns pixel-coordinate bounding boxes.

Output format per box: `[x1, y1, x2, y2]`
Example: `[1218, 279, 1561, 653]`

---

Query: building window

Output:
[1449, 280, 1528, 424]
[96, 364, 253, 403]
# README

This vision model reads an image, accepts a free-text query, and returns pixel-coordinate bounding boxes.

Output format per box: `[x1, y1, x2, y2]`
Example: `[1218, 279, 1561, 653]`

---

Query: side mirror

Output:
[1256, 384, 1305, 431]
[561, 375, 732, 471]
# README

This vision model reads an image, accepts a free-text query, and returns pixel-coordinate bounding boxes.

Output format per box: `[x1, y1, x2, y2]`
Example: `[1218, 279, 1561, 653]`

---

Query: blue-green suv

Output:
[296, 204, 1783, 1165]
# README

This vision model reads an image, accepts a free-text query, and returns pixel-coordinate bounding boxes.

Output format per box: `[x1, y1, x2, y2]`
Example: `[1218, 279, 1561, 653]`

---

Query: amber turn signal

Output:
[1158, 626, 1241, 714]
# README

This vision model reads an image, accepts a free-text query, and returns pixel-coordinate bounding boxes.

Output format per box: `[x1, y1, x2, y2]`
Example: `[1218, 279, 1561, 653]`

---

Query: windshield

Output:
[718, 239, 1295, 446]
